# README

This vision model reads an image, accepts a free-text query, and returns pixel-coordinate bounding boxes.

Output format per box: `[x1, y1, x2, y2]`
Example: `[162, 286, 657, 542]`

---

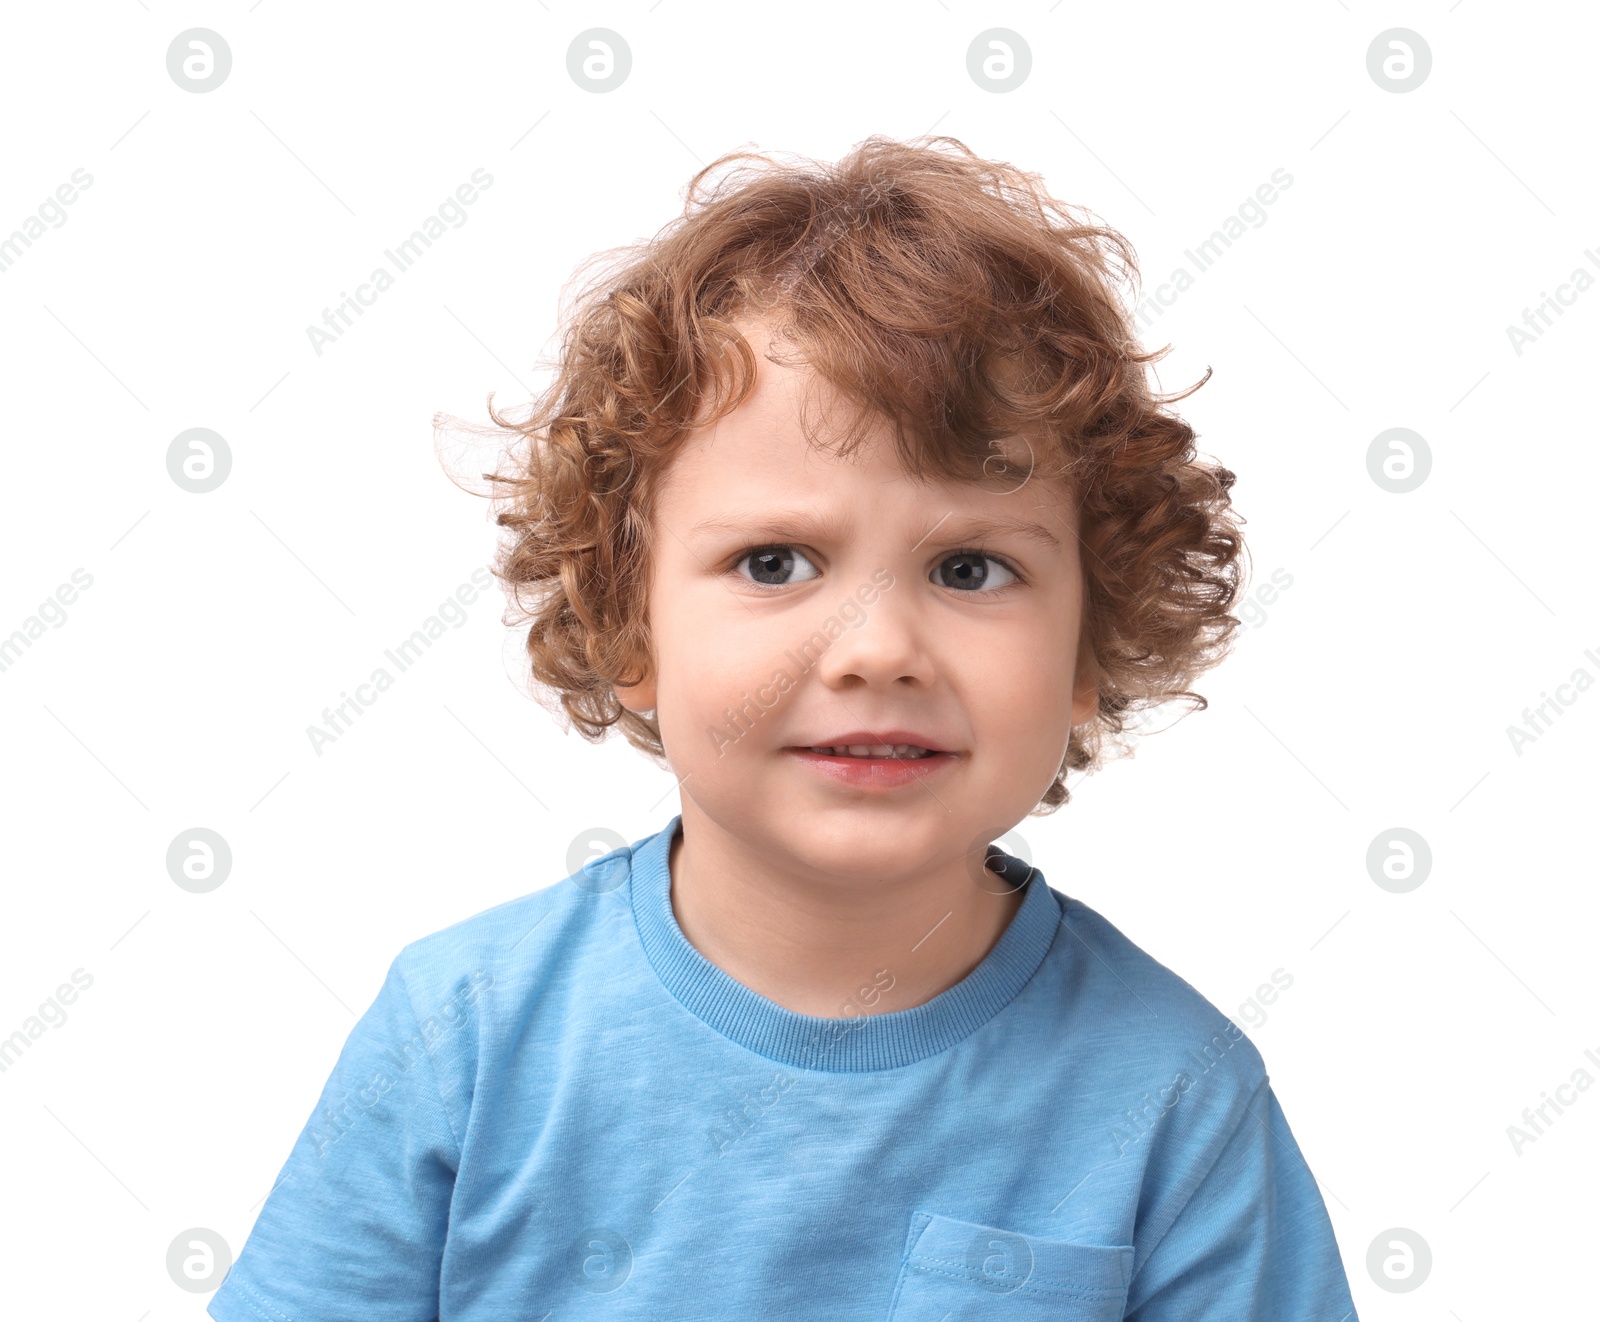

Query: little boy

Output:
[209, 136, 1359, 1320]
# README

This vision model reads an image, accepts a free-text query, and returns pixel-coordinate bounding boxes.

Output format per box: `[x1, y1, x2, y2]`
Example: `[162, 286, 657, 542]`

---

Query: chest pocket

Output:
[886, 1211, 1133, 1321]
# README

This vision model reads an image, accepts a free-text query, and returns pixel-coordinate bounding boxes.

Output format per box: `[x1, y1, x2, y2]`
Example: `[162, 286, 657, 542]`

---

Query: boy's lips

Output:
[783, 737, 961, 790]
[786, 728, 955, 754]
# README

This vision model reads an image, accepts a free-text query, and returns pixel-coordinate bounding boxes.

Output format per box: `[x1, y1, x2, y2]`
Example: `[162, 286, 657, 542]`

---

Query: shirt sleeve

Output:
[207, 956, 462, 1322]
[1124, 1079, 1360, 1321]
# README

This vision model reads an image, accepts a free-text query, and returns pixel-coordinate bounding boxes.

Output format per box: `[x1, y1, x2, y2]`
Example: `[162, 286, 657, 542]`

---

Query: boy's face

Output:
[614, 316, 1098, 889]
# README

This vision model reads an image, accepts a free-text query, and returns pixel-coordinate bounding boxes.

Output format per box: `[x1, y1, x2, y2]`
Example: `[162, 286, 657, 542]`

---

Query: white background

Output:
[1, 2, 1595, 1317]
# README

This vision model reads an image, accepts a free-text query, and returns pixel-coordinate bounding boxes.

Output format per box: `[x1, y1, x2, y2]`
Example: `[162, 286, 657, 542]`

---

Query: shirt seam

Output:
[1126, 1071, 1272, 1295]
[904, 1256, 1126, 1302]
[393, 954, 467, 1165]
[222, 1274, 295, 1322]
[630, 817, 1065, 1073]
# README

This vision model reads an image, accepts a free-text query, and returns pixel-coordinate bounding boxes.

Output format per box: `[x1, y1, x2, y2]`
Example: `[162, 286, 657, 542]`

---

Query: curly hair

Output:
[449, 134, 1245, 812]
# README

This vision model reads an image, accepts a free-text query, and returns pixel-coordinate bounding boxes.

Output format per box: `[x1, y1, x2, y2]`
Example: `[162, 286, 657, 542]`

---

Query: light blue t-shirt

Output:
[208, 814, 1359, 1320]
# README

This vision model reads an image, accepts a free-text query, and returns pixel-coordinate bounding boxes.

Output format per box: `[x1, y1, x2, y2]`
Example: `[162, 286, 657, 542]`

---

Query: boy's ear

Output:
[612, 672, 658, 717]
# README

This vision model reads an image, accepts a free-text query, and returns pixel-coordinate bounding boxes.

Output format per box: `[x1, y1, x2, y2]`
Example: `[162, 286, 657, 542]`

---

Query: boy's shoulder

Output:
[384, 840, 638, 1013]
[1036, 884, 1271, 1098]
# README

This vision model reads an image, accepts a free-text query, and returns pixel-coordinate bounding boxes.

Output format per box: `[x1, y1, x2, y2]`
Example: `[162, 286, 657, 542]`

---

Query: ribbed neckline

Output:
[627, 814, 1062, 1072]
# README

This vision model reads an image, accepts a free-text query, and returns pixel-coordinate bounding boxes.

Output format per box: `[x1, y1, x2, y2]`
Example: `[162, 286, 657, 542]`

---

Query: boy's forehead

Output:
[661, 424, 1073, 545]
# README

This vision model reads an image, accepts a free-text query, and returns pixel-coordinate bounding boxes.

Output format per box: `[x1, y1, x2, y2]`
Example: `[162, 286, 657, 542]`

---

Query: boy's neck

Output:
[664, 814, 1028, 1020]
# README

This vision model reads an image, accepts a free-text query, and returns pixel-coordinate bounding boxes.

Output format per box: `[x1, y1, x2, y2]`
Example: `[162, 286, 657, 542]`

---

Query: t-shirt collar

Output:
[628, 814, 1062, 1072]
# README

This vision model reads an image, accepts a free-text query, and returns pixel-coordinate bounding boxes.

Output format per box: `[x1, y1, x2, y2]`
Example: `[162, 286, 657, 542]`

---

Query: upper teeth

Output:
[809, 744, 934, 758]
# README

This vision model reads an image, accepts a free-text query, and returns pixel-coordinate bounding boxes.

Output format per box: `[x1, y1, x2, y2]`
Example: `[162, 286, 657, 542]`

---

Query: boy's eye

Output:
[733, 544, 1020, 593]
[737, 545, 821, 589]
[935, 549, 1018, 592]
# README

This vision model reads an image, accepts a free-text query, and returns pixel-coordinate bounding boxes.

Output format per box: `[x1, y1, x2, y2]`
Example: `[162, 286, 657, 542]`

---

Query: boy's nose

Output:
[804, 590, 938, 691]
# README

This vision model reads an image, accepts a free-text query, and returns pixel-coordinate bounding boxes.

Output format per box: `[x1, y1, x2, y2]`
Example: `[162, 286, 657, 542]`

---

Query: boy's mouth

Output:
[783, 730, 960, 788]
[784, 745, 959, 789]
[788, 728, 953, 759]
[803, 744, 937, 760]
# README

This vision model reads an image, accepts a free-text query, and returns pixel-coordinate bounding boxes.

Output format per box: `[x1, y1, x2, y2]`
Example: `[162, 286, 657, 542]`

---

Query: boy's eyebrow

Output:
[688, 508, 1063, 552]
